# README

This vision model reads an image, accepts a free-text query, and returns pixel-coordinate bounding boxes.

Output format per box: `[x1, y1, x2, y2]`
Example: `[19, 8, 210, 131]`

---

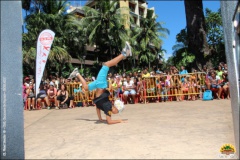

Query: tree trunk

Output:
[184, 0, 210, 70]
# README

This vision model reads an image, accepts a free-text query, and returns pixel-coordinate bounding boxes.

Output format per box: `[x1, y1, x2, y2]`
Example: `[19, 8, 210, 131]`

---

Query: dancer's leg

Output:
[76, 74, 89, 91]
[103, 54, 125, 67]
[68, 41, 132, 91]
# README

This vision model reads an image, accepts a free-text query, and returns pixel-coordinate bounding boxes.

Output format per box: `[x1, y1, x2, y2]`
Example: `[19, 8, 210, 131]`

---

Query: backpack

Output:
[203, 90, 213, 101]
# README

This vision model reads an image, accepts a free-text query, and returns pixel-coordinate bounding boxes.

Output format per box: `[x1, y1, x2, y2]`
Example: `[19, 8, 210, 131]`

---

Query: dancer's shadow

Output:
[75, 118, 128, 124]
[75, 118, 106, 124]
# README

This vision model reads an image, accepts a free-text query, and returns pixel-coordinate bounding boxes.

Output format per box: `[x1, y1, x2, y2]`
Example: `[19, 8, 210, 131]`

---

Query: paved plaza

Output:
[24, 99, 237, 159]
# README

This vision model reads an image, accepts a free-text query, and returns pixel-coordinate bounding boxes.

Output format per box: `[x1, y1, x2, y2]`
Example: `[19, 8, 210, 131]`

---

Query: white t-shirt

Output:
[124, 81, 134, 89]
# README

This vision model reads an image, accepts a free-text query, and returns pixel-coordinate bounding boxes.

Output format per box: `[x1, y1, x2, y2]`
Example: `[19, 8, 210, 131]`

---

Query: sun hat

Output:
[114, 99, 125, 113]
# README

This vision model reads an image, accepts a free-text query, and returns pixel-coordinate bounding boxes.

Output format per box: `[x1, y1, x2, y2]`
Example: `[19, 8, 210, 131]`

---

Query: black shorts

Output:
[93, 90, 112, 116]
[57, 95, 74, 106]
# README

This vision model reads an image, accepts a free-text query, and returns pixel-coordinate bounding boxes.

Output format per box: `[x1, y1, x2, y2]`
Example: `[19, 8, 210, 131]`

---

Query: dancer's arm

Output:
[96, 107, 104, 121]
[106, 116, 127, 125]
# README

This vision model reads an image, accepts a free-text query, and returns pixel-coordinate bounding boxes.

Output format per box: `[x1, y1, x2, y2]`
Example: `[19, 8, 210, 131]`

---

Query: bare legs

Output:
[76, 54, 126, 97]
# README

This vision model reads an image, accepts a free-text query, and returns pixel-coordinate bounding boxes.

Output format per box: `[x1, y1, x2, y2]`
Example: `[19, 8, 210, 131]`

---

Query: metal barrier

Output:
[66, 72, 207, 105]
[142, 72, 207, 103]
[66, 82, 114, 106]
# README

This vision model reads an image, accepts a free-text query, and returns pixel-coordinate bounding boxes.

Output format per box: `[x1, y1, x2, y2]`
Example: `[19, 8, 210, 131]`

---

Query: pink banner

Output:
[35, 29, 55, 96]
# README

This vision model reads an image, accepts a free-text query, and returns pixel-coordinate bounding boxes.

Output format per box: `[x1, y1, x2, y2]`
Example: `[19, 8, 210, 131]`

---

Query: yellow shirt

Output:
[142, 72, 150, 78]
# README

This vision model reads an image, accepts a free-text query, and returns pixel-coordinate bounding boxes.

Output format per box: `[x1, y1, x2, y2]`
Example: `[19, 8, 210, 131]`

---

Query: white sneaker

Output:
[122, 41, 132, 57]
[68, 68, 79, 79]
[125, 41, 132, 57]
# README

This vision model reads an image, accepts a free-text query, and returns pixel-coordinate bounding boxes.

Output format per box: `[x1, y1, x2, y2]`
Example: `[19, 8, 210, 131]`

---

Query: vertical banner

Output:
[35, 29, 55, 96]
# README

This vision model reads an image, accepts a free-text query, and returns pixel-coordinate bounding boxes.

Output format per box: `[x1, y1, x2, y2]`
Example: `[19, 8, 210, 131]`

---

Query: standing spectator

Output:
[123, 75, 136, 104]
[179, 66, 188, 83]
[26, 83, 36, 110]
[142, 67, 150, 78]
[179, 66, 188, 74]
[23, 81, 27, 107]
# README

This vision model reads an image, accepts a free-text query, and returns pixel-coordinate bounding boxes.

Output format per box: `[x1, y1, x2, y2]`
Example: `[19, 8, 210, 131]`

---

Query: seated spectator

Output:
[24, 77, 30, 88]
[57, 83, 74, 109]
[216, 65, 223, 80]
[219, 62, 225, 71]
[137, 77, 144, 103]
[123, 75, 136, 104]
[47, 82, 58, 107]
[171, 75, 182, 101]
[37, 83, 50, 109]
[188, 76, 197, 101]
[209, 71, 222, 99]
[26, 83, 36, 110]
[111, 76, 122, 99]
[221, 73, 230, 99]
[159, 77, 169, 102]
[181, 77, 189, 100]
[223, 63, 228, 73]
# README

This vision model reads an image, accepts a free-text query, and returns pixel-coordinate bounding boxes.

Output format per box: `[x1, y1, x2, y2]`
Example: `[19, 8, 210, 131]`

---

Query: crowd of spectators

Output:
[23, 62, 230, 110]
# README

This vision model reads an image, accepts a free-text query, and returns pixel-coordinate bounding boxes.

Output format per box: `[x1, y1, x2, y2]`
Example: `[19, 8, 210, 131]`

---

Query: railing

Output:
[66, 72, 207, 105]
[142, 72, 207, 103]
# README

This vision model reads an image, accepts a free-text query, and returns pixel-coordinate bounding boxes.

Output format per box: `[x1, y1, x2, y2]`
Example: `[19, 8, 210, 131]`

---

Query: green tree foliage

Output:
[22, 0, 75, 77]
[168, 8, 225, 71]
[205, 8, 225, 67]
[130, 9, 169, 68]
[71, 0, 129, 60]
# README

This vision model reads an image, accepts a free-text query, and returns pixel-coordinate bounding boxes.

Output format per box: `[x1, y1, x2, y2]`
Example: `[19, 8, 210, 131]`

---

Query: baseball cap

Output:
[25, 77, 30, 80]
[114, 99, 125, 113]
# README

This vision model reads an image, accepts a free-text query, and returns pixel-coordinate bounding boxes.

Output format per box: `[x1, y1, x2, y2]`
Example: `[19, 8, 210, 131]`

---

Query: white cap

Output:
[49, 82, 54, 86]
[114, 99, 125, 113]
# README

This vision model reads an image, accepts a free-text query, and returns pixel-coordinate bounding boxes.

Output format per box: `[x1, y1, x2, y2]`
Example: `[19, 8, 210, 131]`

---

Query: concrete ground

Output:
[24, 99, 237, 159]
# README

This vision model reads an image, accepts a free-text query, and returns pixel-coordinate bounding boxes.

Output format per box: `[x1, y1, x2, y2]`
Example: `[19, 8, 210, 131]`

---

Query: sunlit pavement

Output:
[24, 99, 236, 159]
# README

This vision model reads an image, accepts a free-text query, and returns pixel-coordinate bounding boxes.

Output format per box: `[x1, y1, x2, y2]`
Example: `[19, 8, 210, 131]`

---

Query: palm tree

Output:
[130, 9, 169, 68]
[48, 46, 71, 77]
[22, 2, 73, 77]
[71, 0, 129, 60]
[41, 0, 69, 14]
[184, 0, 209, 69]
[22, 0, 31, 17]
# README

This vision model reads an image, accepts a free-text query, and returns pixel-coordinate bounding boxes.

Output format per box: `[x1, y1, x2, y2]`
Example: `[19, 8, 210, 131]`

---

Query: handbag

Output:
[203, 90, 213, 101]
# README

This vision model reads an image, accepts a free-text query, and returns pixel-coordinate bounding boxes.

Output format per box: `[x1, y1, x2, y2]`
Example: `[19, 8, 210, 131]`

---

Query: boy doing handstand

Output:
[68, 42, 132, 124]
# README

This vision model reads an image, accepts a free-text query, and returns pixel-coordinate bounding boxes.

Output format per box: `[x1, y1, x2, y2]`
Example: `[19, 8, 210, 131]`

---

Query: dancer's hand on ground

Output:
[99, 119, 107, 122]
[121, 119, 128, 123]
